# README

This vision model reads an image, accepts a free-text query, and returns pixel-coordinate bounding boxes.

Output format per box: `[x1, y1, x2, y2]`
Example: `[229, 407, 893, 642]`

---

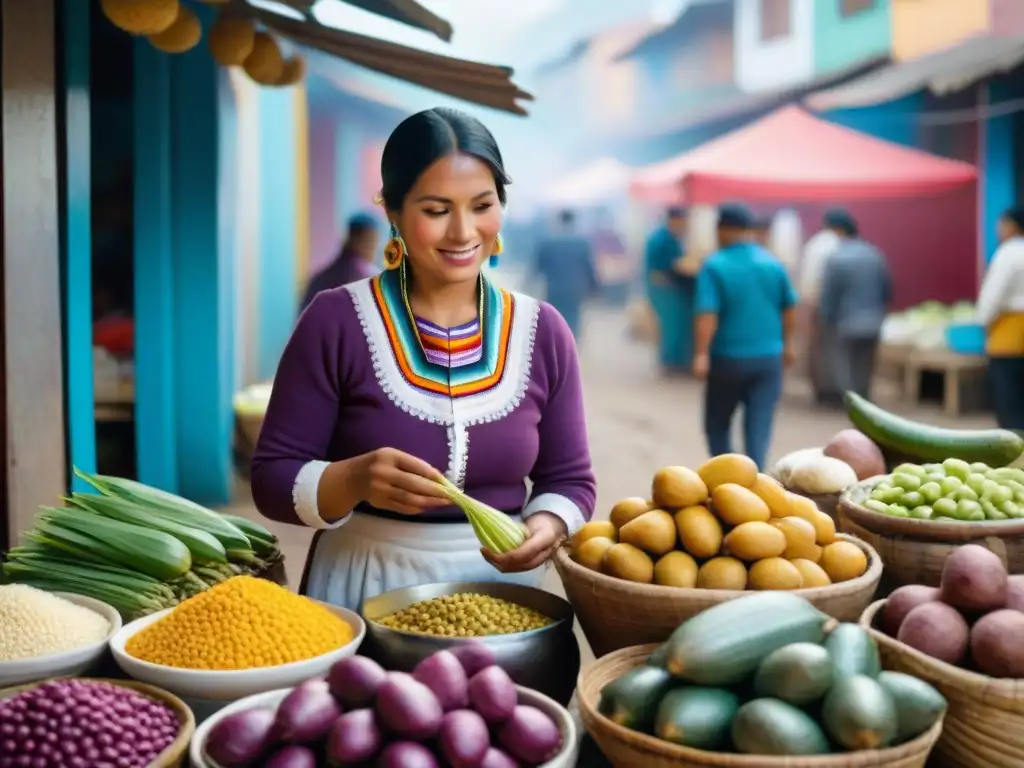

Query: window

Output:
[840, 0, 876, 16]
[759, 0, 791, 41]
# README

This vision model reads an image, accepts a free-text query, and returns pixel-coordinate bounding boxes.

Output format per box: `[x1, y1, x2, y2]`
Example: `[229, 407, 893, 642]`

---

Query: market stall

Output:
[879, 301, 988, 415]
[5, 400, 1024, 767]
[628, 105, 980, 311]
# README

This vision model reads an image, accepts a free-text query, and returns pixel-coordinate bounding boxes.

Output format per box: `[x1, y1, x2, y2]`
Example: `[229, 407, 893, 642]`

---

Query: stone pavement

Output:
[222, 303, 994, 665]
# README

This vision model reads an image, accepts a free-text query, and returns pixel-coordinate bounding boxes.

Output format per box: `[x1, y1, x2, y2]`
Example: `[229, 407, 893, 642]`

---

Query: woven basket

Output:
[0, 677, 194, 767]
[860, 600, 1024, 768]
[553, 533, 882, 657]
[838, 481, 1024, 592]
[578, 643, 943, 768]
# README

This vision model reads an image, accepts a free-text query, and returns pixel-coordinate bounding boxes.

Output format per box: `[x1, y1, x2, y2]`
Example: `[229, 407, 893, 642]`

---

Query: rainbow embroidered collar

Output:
[368, 265, 516, 397]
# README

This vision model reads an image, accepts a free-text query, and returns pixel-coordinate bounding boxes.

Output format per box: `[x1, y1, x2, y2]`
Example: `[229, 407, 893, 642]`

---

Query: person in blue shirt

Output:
[644, 207, 693, 375]
[532, 209, 599, 340]
[693, 203, 798, 469]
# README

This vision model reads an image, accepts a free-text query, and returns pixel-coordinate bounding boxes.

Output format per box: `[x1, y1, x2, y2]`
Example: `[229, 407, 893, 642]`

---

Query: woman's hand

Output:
[355, 448, 450, 515]
[483, 512, 568, 573]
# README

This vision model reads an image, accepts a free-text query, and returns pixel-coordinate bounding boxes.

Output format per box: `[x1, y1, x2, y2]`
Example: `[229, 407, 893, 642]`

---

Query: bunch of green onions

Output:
[0, 468, 284, 620]
[434, 474, 527, 554]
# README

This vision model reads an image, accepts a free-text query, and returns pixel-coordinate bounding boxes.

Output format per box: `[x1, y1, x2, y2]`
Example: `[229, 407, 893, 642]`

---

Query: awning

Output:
[249, 6, 532, 115]
[806, 36, 1024, 111]
[630, 105, 977, 204]
[540, 158, 632, 207]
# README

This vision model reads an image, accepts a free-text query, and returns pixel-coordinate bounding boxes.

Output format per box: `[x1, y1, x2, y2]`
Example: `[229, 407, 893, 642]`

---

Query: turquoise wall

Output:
[814, 0, 891, 76]
[63, 0, 97, 493]
[823, 92, 923, 149]
[982, 80, 1017, 264]
[256, 89, 299, 381]
[134, 4, 236, 504]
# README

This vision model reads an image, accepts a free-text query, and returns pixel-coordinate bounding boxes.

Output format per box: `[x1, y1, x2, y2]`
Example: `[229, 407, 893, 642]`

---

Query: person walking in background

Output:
[818, 211, 892, 402]
[693, 203, 797, 470]
[300, 212, 381, 311]
[800, 209, 846, 406]
[977, 206, 1024, 430]
[531, 209, 598, 340]
[752, 214, 772, 250]
[645, 207, 694, 376]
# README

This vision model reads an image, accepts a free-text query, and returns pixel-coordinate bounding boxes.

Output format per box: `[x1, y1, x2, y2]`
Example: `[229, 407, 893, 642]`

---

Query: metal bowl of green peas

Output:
[840, 459, 1024, 540]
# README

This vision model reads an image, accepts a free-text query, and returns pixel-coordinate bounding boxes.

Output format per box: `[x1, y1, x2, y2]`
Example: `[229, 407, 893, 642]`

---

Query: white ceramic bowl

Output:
[191, 683, 580, 768]
[0, 592, 122, 688]
[110, 601, 365, 701]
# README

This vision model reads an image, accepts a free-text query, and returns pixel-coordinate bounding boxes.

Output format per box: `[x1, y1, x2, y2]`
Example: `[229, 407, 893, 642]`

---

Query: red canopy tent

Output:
[630, 105, 976, 203]
[629, 106, 979, 307]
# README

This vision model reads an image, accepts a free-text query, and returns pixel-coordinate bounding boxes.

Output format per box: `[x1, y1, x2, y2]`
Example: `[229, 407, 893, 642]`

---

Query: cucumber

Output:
[654, 687, 739, 750]
[664, 593, 830, 686]
[731, 698, 830, 756]
[646, 643, 668, 668]
[844, 391, 1024, 467]
[878, 671, 947, 744]
[824, 623, 882, 680]
[598, 666, 674, 733]
[753, 642, 834, 706]
[822, 675, 898, 750]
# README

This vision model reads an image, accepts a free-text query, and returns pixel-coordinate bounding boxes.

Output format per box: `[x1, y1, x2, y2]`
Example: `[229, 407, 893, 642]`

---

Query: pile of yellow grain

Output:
[125, 575, 353, 670]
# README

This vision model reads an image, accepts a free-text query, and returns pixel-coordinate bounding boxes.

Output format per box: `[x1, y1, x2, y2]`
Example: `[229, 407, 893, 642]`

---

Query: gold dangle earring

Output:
[383, 224, 406, 270]
[489, 233, 503, 268]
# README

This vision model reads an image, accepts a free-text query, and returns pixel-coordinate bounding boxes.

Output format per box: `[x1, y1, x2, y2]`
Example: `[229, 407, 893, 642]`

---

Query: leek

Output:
[433, 475, 527, 554]
[67, 492, 229, 564]
[73, 467, 257, 553]
[34, 507, 192, 580]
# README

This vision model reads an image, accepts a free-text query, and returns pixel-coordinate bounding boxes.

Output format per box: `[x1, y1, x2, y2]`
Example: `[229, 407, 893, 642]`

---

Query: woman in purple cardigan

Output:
[251, 108, 597, 611]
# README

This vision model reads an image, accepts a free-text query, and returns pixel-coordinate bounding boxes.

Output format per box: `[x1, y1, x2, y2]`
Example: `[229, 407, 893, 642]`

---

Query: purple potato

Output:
[467, 666, 517, 724]
[328, 656, 389, 709]
[375, 672, 444, 740]
[1006, 575, 1024, 612]
[263, 744, 318, 768]
[413, 650, 470, 711]
[272, 679, 343, 744]
[375, 741, 440, 768]
[438, 709, 490, 768]
[480, 747, 520, 768]
[497, 705, 563, 765]
[326, 708, 383, 766]
[450, 643, 497, 678]
[205, 707, 277, 767]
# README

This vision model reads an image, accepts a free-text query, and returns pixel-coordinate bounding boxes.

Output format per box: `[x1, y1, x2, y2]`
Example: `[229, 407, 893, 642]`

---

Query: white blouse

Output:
[977, 236, 1024, 326]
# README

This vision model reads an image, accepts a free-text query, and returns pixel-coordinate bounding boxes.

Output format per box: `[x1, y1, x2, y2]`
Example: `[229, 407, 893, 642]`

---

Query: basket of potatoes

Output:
[553, 454, 883, 657]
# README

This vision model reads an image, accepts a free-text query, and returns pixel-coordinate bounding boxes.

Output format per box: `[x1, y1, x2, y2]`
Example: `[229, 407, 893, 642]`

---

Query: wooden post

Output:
[1, 0, 68, 546]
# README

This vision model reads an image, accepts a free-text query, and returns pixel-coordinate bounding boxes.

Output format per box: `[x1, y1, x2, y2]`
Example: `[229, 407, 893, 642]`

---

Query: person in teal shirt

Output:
[644, 207, 692, 375]
[693, 203, 798, 469]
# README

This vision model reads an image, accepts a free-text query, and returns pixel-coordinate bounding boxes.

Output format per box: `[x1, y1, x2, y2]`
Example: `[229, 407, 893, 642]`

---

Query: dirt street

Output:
[224, 305, 994, 663]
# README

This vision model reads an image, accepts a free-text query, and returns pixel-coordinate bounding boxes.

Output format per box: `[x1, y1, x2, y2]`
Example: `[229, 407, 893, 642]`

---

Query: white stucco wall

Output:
[734, 0, 815, 93]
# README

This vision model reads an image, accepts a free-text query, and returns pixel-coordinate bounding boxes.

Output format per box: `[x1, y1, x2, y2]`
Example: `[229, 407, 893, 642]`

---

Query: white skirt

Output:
[304, 513, 547, 612]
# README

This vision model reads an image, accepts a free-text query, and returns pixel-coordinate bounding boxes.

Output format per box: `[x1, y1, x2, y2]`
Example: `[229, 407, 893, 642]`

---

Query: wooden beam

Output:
[1, 0, 68, 545]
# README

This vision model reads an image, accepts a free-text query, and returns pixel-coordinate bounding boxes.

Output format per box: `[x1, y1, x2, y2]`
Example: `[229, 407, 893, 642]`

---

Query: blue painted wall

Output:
[133, 5, 235, 504]
[823, 92, 924, 149]
[335, 118, 366, 231]
[814, 0, 892, 76]
[256, 88, 299, 381]
[134, 41, 178, 493]
[63, 0, 97, 492]
[982, 80, 1017, 263]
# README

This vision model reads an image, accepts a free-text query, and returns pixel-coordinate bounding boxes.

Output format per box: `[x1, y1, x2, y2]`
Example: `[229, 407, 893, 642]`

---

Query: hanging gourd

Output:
[100, 0, 180, 35]
[276, 55, 306, 87]
[208, 15, 257, 66]
[147, 5, 202, 53]
[243, 32, 285, 85]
